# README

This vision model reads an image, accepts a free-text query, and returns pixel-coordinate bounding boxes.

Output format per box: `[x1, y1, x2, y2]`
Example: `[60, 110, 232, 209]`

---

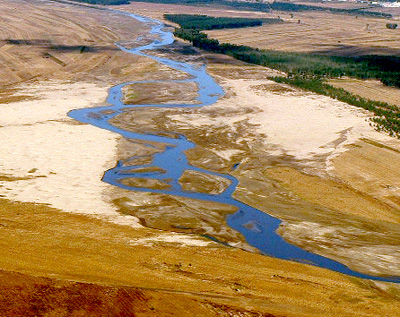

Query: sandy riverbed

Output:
[110, 55, 400, 276]
[213, 78, 392, 162]
[0, 80, 143, 228]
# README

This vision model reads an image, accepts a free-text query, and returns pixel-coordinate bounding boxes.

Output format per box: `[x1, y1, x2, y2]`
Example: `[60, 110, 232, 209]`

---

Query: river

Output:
[68, 8, 400, 283]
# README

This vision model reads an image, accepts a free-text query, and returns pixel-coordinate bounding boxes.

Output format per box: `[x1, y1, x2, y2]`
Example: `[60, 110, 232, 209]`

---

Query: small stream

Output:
[68, 9, 400, 283]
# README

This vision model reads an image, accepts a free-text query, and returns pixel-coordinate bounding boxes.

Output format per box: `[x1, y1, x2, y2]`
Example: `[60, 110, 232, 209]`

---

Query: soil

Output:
[1, 198, 400, 316]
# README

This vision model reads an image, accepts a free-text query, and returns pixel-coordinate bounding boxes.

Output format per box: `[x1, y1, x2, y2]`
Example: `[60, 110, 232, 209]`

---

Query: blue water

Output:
[68, 9, 400, 283]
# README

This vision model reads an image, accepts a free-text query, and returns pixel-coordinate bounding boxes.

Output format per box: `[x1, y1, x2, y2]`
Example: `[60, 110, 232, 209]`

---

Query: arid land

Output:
[1, 0, 400, 316]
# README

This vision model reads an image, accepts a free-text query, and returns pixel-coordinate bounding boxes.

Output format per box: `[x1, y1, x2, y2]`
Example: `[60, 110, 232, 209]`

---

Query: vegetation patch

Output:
[164, 14, 279, 30]
[386, 23, 398, 29]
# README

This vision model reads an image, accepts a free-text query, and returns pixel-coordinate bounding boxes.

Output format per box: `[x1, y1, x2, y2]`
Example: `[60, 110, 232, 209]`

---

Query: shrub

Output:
[386, 23, 398, 29]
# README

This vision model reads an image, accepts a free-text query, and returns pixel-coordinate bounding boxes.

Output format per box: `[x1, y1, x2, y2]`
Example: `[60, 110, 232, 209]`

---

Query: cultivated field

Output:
[293, 0, 368, 10]
[0, 0, 151, 87]
[207, 11, 400, 56]
[329, 78, 400, 107]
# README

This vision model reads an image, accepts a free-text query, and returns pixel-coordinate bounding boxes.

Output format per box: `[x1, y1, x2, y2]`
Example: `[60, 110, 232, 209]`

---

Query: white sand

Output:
[212, 149, 244, 160]
[0, 80, 142, 228]
[221, 79, 393, 163]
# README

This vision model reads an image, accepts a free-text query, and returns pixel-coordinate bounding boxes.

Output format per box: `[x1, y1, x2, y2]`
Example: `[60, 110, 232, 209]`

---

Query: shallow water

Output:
[68, 9, 400, 283]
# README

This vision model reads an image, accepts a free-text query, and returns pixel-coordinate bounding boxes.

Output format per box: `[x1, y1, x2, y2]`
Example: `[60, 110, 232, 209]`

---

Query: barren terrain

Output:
[1, 0, 400, 316]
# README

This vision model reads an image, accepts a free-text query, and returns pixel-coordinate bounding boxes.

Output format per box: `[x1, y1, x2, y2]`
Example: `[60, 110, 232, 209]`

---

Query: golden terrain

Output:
[1, 0, 400, 316]
[329, 78, 400, 108]
[4, 198, 400, 317]
[206, 11, 400, 56]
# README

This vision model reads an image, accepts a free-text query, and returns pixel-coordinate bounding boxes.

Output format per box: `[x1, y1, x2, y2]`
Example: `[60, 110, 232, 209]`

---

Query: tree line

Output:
[173, 28, 400, 88]
[164, 14, 267, 30]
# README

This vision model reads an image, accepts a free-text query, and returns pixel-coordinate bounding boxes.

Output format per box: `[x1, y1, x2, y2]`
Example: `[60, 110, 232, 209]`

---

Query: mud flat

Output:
[122, 81, 199, 105]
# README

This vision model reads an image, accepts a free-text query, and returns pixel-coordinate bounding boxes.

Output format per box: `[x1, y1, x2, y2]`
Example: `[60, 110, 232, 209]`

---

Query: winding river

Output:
[68, 9, 400, 283]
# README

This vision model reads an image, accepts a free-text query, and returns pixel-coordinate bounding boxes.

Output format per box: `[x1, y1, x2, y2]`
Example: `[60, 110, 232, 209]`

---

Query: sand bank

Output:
[0, 80, 141, 228]
[226, 79, 392, 162]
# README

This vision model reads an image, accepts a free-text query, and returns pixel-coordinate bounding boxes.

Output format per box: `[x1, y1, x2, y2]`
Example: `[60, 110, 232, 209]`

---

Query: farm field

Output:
[329, 78, 400, 108]
[293, 1, 368, 10]
[292, 0, 400, 17]
[1, 0, 400, 316]
[206, 11, 400, 56]
[0, 0, 153, 87]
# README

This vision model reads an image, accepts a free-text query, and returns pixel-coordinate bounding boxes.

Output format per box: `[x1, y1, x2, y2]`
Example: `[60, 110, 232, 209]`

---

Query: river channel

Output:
[68, 8, 400, 283]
